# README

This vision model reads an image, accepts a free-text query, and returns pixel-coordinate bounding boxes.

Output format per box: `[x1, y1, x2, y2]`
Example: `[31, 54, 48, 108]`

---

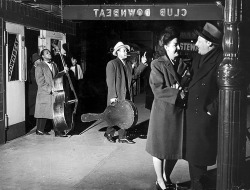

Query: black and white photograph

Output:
[0, 0, 250, 189]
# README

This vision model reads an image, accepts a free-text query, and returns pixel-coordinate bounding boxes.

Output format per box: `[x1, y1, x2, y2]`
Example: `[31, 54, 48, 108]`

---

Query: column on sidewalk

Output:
[217, 0, 249, 189]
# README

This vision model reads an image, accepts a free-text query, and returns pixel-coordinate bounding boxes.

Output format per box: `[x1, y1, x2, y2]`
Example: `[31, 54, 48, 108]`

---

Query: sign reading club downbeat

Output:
[63, 4, 223, 20]
[93, 8, 187, 18]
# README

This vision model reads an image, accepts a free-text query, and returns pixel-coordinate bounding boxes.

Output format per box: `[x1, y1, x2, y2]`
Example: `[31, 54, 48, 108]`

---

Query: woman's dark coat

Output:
[146, 55, 188, 159]
[185, 47, 223, 166]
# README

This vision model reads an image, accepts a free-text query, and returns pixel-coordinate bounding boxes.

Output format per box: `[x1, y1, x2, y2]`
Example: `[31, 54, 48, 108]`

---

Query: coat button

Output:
[195, 108, 198, 113]
[202, 83, 205, 86]
[196, 96, 199, 100]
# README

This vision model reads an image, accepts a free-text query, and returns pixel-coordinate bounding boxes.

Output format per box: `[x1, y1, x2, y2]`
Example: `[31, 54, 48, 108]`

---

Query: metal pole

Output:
[217, 0, 247, 189]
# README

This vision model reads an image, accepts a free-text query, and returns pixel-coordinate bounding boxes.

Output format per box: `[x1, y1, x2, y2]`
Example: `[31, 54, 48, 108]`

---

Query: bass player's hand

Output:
[110, 98, 118, 104]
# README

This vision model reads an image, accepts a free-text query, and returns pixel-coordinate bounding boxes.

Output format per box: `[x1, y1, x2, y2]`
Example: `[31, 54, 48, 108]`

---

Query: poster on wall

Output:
[51, 39, 61, 56]
[8, 33, 19, 81]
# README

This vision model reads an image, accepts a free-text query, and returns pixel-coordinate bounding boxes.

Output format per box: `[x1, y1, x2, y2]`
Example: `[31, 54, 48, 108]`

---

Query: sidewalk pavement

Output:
[0, 93, 249, 190]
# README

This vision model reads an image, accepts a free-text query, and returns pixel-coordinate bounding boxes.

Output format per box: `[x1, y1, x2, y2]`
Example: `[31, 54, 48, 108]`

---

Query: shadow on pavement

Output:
[127, 120, 149, 140]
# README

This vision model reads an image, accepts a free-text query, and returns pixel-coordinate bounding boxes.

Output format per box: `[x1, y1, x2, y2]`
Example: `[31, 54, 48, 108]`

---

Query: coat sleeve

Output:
[133, 62, 147, 77]
[206, 97, 218, 116]
[106, 61, 117, 100]
[77, 64, 84, 79]
[35, 65, 52, 94]
[150, 61, 179, 105]
[178, 59, 191, 88]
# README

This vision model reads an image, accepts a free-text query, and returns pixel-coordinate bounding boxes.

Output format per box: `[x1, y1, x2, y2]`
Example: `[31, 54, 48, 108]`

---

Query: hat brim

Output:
[112, 45, 130, 56]
[195, 30, 220, 45]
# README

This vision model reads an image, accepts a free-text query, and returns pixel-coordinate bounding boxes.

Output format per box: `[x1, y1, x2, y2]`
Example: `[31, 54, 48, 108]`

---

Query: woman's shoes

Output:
[166, 181, 175, 189]
[164, 178, 178, 189]
[156, 181, 166, 190]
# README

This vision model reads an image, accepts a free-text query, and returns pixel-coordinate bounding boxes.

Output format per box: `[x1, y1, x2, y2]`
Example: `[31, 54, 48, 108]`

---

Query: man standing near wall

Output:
[185, 22, 223, 190]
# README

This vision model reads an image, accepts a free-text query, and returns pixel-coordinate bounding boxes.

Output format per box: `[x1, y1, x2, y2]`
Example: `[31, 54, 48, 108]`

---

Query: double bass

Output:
[52, 43, 78, 134]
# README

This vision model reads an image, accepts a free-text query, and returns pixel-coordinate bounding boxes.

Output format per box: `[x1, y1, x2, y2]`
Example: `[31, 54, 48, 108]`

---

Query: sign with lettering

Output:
[180, 42, 197, 52]
[8, 36, 19, 81]
[63, 4, 223, 20]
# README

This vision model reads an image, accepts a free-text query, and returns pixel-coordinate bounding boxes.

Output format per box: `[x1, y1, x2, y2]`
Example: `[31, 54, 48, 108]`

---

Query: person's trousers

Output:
[36, 118, 54, 132]
[189, 163, 207, 190]
[106, 126, 126, 139]
[36, 118, 48, 132]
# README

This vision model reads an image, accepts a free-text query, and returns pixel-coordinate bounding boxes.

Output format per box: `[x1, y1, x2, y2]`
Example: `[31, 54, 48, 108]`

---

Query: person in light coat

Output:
[34, 49, 68, 137]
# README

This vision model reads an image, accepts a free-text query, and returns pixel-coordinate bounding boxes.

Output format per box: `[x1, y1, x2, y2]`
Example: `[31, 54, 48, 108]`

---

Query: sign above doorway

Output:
[63, 4, 223, 20]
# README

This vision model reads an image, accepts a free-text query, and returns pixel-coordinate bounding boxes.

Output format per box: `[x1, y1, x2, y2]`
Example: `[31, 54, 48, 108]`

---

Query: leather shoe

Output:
[118, 138, 135, 144]
[104, 133, 116, 143]
[36, 130, 44, 135]
[55, 131, 68, 137]
[36, 130, 50, 135]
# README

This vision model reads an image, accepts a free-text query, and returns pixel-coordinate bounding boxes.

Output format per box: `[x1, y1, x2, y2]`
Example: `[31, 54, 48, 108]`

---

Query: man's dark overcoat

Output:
[146, 55, 188, 159]
[106, 57, 146, 105]
[185, 47, 223, 166]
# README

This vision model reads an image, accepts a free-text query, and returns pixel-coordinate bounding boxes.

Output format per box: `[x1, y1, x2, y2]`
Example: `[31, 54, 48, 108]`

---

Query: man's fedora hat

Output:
[195, 22, 222, 45]
[31, 53, 40, 63]
[112, 41, 130, 56]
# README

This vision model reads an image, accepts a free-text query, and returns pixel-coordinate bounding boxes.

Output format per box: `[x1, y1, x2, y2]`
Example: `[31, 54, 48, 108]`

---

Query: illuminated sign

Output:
[63, 4, 223, 20]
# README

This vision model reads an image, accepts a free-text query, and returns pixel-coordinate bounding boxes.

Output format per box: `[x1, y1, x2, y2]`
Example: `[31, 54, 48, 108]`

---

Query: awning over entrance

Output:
[63, 4, 223, 20]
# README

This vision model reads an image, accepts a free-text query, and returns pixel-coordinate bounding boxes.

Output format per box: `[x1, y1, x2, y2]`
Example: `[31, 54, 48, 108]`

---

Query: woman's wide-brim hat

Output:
[112, 41, 130, 56]
[32, 53, 40, 63]
[195, 22, 222, 45]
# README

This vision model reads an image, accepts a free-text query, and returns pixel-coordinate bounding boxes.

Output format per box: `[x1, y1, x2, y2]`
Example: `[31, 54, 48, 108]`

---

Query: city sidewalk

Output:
[0, 93, 249, 190]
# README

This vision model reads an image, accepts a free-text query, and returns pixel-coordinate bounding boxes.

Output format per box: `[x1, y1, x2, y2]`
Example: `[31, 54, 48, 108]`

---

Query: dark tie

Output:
[75, 65, 78, 80]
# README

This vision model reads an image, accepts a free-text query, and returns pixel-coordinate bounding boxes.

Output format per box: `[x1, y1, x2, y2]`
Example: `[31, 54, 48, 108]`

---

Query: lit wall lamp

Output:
[216, 1, 224, 8]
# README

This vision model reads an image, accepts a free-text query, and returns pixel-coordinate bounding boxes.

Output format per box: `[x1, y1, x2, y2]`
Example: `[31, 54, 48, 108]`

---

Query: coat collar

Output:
[115, 57, 126, 65]
[158, 55, 180, 83]
[38, 61, 53, 77]
[189, 47, 223, 88]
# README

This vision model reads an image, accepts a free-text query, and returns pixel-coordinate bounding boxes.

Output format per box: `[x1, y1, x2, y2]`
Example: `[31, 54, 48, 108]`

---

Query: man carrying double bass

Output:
[34, 49, 69, 137]
[105, 41, 148, 144]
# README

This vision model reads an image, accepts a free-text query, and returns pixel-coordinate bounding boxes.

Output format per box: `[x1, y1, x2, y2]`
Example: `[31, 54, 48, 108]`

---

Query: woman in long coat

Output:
[146, 27, 189, 190]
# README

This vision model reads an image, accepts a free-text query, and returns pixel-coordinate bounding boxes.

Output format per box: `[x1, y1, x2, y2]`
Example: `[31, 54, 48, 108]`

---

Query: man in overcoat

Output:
[34, 49, 68, 137]
[185, 23, 223, 189]
[105, 41, 148, 144]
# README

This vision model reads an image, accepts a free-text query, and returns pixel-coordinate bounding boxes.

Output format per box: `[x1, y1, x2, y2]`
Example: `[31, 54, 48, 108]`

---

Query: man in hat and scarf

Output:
[105, 41, 148, 144]
[185, 22, 223, 189]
